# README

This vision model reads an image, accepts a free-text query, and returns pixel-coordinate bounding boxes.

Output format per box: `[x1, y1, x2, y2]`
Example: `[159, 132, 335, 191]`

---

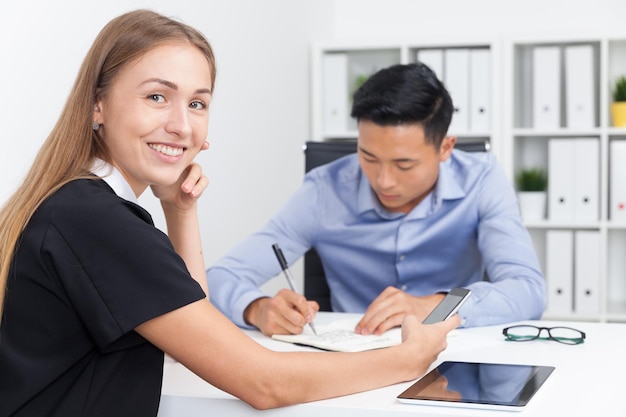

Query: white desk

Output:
[158, 312, 626, 416]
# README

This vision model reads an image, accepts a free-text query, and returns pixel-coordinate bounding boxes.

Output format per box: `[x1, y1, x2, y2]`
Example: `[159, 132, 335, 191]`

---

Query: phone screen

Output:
[422, 288, 470, 324]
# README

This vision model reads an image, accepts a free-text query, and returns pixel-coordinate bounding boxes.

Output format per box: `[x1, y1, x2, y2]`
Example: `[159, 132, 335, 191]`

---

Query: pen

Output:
[271, 243, 318, 335]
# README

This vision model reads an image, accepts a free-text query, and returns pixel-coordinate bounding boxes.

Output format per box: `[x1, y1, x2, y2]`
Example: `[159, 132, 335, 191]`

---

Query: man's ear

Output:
[439, 136, 456, 161]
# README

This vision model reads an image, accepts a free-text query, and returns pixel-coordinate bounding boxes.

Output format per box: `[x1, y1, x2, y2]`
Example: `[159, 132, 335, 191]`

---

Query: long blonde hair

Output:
[0, 9, 216, 318]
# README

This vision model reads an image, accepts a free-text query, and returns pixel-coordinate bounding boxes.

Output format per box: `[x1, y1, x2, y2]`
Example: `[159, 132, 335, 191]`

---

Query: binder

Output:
[545, 230, 574, 315]
[469, 48, 491, 132]
[548, 139, 575, 221]
[444, 48, 470, 134]
[573, 138, 599, 221]
[564, 45, 595, 128]
[610, 140, 626, 222]
[574, 230, 601, 314]
[533, 46, 561, 129]
[417, 49, 443, 81]
[548, 138, 599, 221]
[322, 53, 349, 133]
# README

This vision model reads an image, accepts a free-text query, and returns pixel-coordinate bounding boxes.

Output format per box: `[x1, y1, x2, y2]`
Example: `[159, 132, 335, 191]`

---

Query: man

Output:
[207, 63, 545, 336]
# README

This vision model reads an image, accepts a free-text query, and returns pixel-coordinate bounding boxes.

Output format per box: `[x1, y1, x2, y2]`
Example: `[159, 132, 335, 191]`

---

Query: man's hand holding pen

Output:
[243, 290, 319, 337]
[272, 244, 318, 335]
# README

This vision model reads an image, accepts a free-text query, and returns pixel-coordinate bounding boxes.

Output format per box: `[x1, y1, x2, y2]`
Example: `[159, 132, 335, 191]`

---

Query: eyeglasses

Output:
[503, 325, 586, 345]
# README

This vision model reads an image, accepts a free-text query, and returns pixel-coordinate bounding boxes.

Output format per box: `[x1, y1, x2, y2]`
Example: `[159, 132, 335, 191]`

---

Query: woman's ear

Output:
[93, 102, 102, 124]
[93, 90, 104, 125]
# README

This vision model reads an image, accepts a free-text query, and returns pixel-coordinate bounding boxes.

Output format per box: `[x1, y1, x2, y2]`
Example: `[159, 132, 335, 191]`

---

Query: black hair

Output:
[350, 63, 453, 148]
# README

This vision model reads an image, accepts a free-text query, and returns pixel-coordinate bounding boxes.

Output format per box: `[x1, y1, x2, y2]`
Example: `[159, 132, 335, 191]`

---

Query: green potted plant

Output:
[516, 168, 548, 192]
[515, 168, 548, 220]
[611, 75, 626, 127]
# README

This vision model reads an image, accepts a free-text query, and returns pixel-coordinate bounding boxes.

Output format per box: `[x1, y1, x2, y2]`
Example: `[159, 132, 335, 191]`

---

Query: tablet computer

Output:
[397, 361, 555, 411]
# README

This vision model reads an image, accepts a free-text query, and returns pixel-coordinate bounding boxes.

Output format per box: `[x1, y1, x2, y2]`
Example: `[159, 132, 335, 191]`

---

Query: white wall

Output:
[331, 0, 626, 38]
[1, 0, 624, 296]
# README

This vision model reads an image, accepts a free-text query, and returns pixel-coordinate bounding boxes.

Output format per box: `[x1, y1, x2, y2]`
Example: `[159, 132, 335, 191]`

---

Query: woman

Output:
[0, 9, 458, 417]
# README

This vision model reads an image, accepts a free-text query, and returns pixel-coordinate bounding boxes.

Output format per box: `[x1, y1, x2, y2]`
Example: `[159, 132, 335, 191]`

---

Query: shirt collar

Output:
[432, 157, 466, 206]
[356, 156, 466, 219]
[356, 174, 403, 220]
[90, 158, 138, 204]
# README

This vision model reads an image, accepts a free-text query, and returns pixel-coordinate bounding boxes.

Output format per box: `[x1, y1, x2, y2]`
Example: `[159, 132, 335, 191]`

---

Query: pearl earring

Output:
[93, 121, 100, 131]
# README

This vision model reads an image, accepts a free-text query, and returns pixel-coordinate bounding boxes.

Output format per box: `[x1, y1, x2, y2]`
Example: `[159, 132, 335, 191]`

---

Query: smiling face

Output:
[357, 120, 455, 214]
[93, 42, 213, 196]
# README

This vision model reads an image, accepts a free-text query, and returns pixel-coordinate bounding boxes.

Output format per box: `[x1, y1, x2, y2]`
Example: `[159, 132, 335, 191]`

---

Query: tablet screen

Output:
[397, 361, 555, 411]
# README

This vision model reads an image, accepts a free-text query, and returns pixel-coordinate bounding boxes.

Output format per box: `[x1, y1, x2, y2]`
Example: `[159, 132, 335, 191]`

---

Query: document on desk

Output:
[271, 317, 401, 352]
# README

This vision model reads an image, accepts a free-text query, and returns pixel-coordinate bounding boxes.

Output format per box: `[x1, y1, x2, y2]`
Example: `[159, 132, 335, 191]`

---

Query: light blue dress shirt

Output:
[207, 150, 545, 328]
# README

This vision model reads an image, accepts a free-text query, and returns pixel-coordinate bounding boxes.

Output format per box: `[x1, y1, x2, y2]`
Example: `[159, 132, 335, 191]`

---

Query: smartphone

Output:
[422, 287, 471, 324]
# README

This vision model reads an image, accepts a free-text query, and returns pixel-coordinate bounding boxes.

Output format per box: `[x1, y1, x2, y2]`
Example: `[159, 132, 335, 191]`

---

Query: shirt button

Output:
[399, 255, 406, 261]
[400, 284, 407, 291]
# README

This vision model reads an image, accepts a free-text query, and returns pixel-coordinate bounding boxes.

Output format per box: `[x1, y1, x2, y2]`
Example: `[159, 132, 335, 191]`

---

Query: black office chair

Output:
[302, 139, 490, 311]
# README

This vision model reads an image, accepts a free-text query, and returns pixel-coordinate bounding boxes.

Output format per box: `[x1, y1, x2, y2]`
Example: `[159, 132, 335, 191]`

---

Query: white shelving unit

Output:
[501, 35, 626, 323]
[311, 34, 626, 323]
[310, 37, 501, 156]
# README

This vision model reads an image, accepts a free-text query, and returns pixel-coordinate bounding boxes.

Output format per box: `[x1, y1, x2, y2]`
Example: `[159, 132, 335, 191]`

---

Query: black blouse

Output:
[0, 179, 205, 417]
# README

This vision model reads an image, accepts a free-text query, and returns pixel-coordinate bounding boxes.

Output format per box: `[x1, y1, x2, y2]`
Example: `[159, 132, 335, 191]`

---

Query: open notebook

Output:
[271, 316, 401, 352]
